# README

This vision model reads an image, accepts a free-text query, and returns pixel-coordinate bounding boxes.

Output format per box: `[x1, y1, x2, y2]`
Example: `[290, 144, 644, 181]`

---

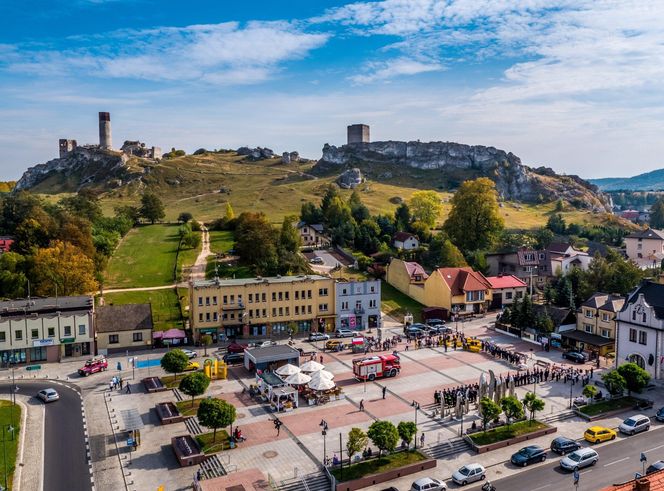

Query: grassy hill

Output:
[590, 168, 664, 191]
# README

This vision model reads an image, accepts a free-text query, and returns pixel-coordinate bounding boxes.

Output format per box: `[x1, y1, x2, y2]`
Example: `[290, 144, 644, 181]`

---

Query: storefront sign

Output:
[33, 339, 55, 347]
[199, 328, 218, 334]
[60, 337, 75, 344]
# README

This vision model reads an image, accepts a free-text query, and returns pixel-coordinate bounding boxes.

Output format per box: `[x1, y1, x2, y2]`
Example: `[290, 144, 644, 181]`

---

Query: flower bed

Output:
[468, 421, 556, 454]
[576, 396, 637, 420]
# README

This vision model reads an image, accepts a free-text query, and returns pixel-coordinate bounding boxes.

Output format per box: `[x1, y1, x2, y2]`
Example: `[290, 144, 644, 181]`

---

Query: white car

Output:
[335, 329, 355, 338]
[181, 349, 198, 359]
[309, 332, 330, 341]
[619, 414, 650, 435]
[560, 448, 598, 471]
[452, 463, 486, 485]
[37, 388, 60, 403]
[411, 477, 447, 491]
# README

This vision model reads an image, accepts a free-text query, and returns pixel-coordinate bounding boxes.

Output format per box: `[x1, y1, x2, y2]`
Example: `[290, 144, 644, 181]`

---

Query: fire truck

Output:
[78, 355, 108, 377]
[352, 354, 401, 381]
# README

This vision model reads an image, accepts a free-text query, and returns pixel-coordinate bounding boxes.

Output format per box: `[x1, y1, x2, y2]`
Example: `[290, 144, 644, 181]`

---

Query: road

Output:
[466, 426, 664, 491]
[2, 381, 90, 491]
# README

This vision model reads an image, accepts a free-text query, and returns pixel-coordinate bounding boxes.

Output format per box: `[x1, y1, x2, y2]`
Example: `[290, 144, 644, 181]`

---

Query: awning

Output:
[259, 371, 285, 387]
[120, 408, 144, 431]
[561, 330, 614, 347]
[162, 329, 187, 340]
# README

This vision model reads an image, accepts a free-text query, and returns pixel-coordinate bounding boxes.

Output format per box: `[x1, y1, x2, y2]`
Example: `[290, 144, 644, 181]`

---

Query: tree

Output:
[426, 235, 466, 268]
[225, 202, 235, 221]
[533, 227, 555, 250]
[554, 199, 565, 212]
[140, 193, 165, 224]
[443, 178, 504, 253]
[367, 420, 399, 456]
[179, 372, 211, 407]
[320, 185, 340, 219]
[182, 231, 201, 249]
[394, 203, 411, 231]
[279, 215, 301, 254]
[397, 421, 417, 448]
[0, 252, 28, 298]
[555, 277, 575, 308]
[234, 212, 279, 275]
[650, 197, 664, 229]
[201, 334, 213, 356]
[346, 427, 369, 462]
[300, 202, 323, 225]
[33, 240, 98, 296]
[479, 397, 501, 432]
[59, 190, 103, 223]
[602, 370, 626, 397]
[178, 212, 193, 223]
[522, 392, 545, 423]
[349, 190, 370, 223]
[546, 213, 566, 234]
[114, 205, 141, 225]
[500, 396, 524, 427]
[409, 191, 442, 229]
[197, 398, 236, 442]
[616, 362, 651, 396]
[582, 384, 598, 401]
[160, 349, 189, 381]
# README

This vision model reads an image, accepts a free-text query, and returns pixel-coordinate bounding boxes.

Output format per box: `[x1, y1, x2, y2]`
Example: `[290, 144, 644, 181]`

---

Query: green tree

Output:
[349, 190, 370, 223]
[602, 370, 626, 397]
[160, 349, 189, 381]
[616, 362, 651, 396]
[0, 252, 28, 298]
[279, 215, 301, 254]
[59, 190, 103, 223]
[522, 392, 545, 423]
[650, 197, 664, 229]
[179, 372, 211, 407]
[367, 420, 399, 456]
[140, 193, 165, 224]
[582, 384, 598, 401]
[479, 397, 501, 432]
[409, 191, 442, 228]
[300, 202, 324, 224]
[533, 228, 555, 250]
[394, 203, 411, 231]
[425, 235, 467, 268]
[554, 199, 565, 212]
[182, 231, 201, 249]
[443, 178, 504, 253]
[500, 396, 524, 427]
[234, 212, 279, 275]
[546, 213, 566, 234]
[346, 427, 369, 462]
[320, 185, 340, 219]
[200, 334, 213, 356]
[197, 398, 236, 442]
[555, 277, 575, 308]
[397, 421, 417, 448]
[178, 212, 193, 223]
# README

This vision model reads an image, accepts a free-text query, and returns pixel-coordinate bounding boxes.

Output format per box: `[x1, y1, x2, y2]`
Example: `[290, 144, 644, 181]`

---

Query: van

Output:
[619, 414, 650, 435]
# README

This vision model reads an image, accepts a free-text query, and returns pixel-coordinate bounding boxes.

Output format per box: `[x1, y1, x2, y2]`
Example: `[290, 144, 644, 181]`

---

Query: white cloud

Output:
[349, 57, 443, 83]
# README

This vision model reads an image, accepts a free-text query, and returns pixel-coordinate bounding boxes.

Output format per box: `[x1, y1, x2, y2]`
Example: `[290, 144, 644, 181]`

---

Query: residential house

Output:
[392, 232, 420, 251]
[600, 467, 664, 490]
[0, 296, 94, 363]
[563, 293, 624, 357]
[297, 222, 331, 248]
[423, 267, 492, 315]
[486, 275, 527, 309]
[335, 280, 381, 331]
[96, 303, 153, 355]
[385, 258, 428, 304]
[615, 281, 664, 380]
[0, 236, 13, 253]
[189, 274, 336, 341]
[624, 228, 664, 269]
[620, 209, 640, 222]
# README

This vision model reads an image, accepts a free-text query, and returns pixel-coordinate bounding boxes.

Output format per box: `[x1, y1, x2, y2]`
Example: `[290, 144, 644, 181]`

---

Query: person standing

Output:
[382, 386, 387, 399]
[420, 433, 425, 447]
[359, 399, 365, 412]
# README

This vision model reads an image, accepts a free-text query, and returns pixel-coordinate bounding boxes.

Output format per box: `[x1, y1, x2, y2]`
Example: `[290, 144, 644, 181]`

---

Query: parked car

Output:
[405, 324, 427, 337]
[563, 351, 587, 363]
[647, 460, 664, 475]
[426, 325, 452, 335]
[560, 448, 599, 471]
[223, 352, 244, 365]
[619, 414, 650, 435]
[181, 348, 198, 359]
[410, 478, 446, 491]
[550, 436, 581, 455]
[227, 343, 248, 354]
[335, 329, 355, 338]
[656, 406, 664, 422]
[309, 332, 330, 341]
[325, 339, 344, 351]
[37, 388, 59, 403]
[426, 319, 446, 327]
[584, 426, 616, 444]
[310, 257, 324, 265]
[185, 361, 200, 371]
[510, 445, 547, 467]
[634, 398, 654, 410]
[451, 463, 486, 486]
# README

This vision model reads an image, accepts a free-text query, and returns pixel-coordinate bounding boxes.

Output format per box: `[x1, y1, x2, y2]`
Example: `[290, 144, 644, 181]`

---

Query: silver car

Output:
[452, 463, 486, 485]
[37, 388, 60, 403]
[560, 448, 598, 471]
[619, 414, 650, 435]
[411, 477, 446, 491]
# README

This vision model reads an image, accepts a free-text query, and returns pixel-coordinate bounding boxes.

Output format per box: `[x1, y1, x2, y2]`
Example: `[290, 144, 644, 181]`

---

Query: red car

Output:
[227, 343, 248, 354]
[78, 356, 108, 376]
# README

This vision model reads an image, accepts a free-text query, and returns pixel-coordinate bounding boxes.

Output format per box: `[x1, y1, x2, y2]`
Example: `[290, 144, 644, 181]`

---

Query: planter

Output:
[335, 457, 436, 491]
[469, 424, 557, 454]
[575, 397, 638, 421]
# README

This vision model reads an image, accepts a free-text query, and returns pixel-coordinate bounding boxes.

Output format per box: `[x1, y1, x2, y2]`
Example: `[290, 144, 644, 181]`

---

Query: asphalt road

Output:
[2, 381, 90, 491]
[463, 425, 664, 491]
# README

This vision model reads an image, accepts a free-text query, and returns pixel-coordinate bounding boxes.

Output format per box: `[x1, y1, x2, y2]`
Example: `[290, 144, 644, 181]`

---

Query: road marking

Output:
[604, 457, 630, 467]
[532, 485, 552, 491]
[646, 443, 664, 453]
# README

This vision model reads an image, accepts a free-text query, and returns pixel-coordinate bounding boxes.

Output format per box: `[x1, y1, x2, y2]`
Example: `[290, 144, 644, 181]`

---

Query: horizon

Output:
[2, 1, 664, 181]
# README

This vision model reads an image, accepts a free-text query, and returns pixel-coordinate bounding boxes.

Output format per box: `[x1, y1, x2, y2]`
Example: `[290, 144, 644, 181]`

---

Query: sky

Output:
[2, 0, 664, 181]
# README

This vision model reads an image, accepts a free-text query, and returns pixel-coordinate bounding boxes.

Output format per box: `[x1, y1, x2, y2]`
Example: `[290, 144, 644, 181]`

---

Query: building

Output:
[335, 280, 381, 331]
[486, 275, 527, 309]
[189, 275, 336, 341]
[58, 139, 77, 158]
[385, 259, 428, 304]
[392, 232, 420, 251]
[600, 467, 664, 490]
[624, 228, 664, 269]
[0, 296, 94, 364]
[347, 124, 370, 144]
[96, 304, 153, 355]
[423, 267, 492, 314]
[243, 345, 300, 372]
[615, 281, 664, 379]
[297, 222, 330, 248]
[564, 293, 624, 357]
[0, 236, 14, 253]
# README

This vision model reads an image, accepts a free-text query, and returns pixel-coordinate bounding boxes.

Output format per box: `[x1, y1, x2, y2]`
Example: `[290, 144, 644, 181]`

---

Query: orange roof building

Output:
[600, 468, 664, 491]
[423, 267, 493, 315]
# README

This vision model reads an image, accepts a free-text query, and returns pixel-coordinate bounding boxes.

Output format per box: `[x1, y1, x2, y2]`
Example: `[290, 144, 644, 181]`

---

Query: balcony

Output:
[222, 303, 245, 311]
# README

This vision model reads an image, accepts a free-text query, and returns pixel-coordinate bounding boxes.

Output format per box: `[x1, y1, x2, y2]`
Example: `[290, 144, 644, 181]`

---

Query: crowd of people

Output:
[434, 383, 479, 407]
[481, 340, 526, 366]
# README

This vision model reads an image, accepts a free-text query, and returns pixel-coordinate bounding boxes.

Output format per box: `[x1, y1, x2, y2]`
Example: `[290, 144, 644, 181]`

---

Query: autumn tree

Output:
[224, 202, 235, 221]
[140, 193, 165, 224]
[33, 241, 98, 296]
[409, 191, 442, 229]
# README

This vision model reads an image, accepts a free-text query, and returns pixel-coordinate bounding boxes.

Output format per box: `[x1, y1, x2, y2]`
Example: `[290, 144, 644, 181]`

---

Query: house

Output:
[0, 236, 13, 253]
[563, 293, 624, 357]
[624, 228, 664, 269]
[620, 209, 640, 222]
[392, 232, 420, 250]
[423, 267, 492, 315]
[335, 280, 381, 331]
[297, 222, 331, 248]
[600, 466, 664, 490]
[486, 275, 527, 309]
[385, 258, 428, 304]
[615, 281, 664, 380]
[95, 303, 153, 355]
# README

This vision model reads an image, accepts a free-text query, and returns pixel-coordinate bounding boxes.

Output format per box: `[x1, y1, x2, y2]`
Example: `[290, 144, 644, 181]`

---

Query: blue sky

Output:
[2, 0, 664, 180]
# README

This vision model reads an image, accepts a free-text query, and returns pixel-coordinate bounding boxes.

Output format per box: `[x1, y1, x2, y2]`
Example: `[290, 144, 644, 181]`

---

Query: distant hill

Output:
[590, 168, 664, 191]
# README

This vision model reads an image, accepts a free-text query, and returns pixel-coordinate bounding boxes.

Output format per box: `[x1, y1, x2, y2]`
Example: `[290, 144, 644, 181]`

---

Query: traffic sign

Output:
[641, 452, 647, 463]
[127, 438, 135, 447]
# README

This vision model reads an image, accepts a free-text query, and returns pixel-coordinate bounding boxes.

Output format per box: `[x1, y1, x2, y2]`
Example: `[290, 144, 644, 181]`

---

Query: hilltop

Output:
[590, 168, 664, 191]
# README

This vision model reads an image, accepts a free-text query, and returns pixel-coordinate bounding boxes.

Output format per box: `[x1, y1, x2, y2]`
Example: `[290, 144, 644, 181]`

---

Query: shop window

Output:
[109, 334, 119, 344]
[15, 330, 22, 341]
[48, 328, 55, 338]
[30, 347, 46, 362]
[0, 332, 5, 343]
[79, 324, 86, 335]
[133, 333, 143, 342]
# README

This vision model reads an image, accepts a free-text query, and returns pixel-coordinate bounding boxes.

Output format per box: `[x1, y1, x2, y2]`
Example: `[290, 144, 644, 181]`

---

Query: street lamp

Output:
[411, 401, 420, 449]
[320, 420, 329, 467]
[1, 425, 13, 489]
[569, 383, 574, 409]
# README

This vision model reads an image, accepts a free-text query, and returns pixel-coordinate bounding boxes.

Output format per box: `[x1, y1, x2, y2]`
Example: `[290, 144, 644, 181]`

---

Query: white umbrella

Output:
[276, 363, 300, 376]
[308, 377, 336, 391]
[300, 360, 325, 372]
[285, 372, 311, 385]
[310, 370, 334, 380]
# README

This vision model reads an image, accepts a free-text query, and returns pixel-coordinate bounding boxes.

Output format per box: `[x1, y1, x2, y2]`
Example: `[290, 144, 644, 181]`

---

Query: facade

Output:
[189, 275, 336, 341]
[423, 267, 492, 314]
[385, 259, 428, 304]
[0, 296, 94, 364]
[58, 139, 77, 158]
[565, 293, 624, 357]
[297, 222, 330, 248]
[624, 228, 664, 269]
[335, 280, 381, 331]
[615, 281, 664, 380]
[96, 304, 153, 355]
[486, 275, 527, 308]
[392, 232, 420, 250]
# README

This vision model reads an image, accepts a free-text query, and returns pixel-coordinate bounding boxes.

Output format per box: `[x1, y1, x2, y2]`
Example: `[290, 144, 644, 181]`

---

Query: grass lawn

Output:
[195, 430, 232, 454]
[205, 257, 253, 280]
[105, 224, 181, 288]
[209, 230, 235, 254]
[0, 400, 21, 490]
[579, 397, 637, 417]
[470, 420, 548, 446]
[176, 232, 202, 282]
[160, 374, 194, 388]
[330, 451, 426, 482]
[175, 398, 206, 417]
[381, 281, 423, 322]
[103, 288, 183, 331]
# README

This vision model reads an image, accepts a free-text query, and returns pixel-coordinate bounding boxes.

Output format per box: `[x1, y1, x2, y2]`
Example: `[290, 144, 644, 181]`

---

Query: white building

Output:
[392, 232, 420, 251]
[297, 222, 331, 248]
[615, 281, 664, 380]
[335, 280, 381, 331]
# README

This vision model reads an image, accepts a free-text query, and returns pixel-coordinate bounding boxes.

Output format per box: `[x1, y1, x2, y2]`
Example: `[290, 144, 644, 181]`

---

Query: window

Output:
[223, 295, 228, 305]
[230, 295, 235, 304]
[133, 332, 143, 342]
[213, 312, 218, 321]
[238, 295, 242, 304]
[319, 304, 328, 312]
[262, 309, 267, 317]
[370, 285, 375, 293]
[48, 328, 55, 338]
[465, 291, 485, 302]
[206, 312, 210, 321]
[199, 313, 203, 321]
[230, 313, 235, 320]
[632, 310, 636, 321]
[643, 313, 647, 323]
[584, 324, 593, 333]
[307, 305, 312, 314]
[601, 329, 611, 338]
[0, 332, 6, 342]
[262, 293, 266, 302]
[272, 292, 277, 301]
[109, 334, 119, 344]
[278, 292, 283, 301]
[505, 292, 513, 300]
[295, 291, 299, 300]
[198, 297, 203, 306]
[585, 310, 593, 318]
[356, 300, 362, 309]
[639, 331, 647, 345]
[272, 308, 277, 317]
[213, 296, 217, 305]
[601, 313, 609, 322]
[629, 328, 637, 342]
[540, 265, 548, 272]
[369, 299, 377, 308]
[307, 290, 312, 299]
[79, 324, 86, 335]
[525, 253, 535, 261]
[206, 297, 210, 306]
[63, 325, 71, 336]
[295, 306, 299, 315]
[285, 292, 289, 301]
[222, 313, 228, 320]
[539, 253, 545, 260]
[342, 288, 347, 295]
[285, 307, 290, 316]
[31, 329, 39, 339]
[637, 243, 643, 250]
[319, 288, 328, 296]
[249, 293, 253, 303]
[279, 307, 283, 316]
[516, 291, 523, 299]
[342, 301, 349, 310]
[249, 310, 254, 319]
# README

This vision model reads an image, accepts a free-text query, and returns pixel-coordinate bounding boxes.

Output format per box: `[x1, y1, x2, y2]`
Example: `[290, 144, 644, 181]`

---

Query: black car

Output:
[656, 406, 664, 422]
[223, 352, 244, 365]
[647, 460, 664, 475]
[550, 436, 581, 455]
[426, 319, 446, 327]
[562, 351, 587, 363]
[510, 445, 547, 467]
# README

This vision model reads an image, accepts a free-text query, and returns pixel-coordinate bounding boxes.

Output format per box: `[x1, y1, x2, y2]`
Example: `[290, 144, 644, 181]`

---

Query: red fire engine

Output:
[352, 354, 401, 381]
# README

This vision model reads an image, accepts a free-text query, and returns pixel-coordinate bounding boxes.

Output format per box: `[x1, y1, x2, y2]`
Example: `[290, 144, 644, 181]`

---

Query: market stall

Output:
[269, 386, 299, 412]
[244, 345, 301, 372]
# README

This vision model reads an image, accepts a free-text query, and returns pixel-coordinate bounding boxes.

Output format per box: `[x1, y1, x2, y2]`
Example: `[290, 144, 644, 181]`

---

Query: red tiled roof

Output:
[600, 467, 664, 490]
[393, 231, 417, 243]
[436, 267, 491, 295]
[404, 261, 428, 280]
[486, 275, 527, 289]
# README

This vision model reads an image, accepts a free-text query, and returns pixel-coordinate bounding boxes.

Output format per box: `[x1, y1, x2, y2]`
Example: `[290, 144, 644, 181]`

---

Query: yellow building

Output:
[564, 293, 624, 357]
[95, 304, 154, 355]
[624, 228, 664, 269]
[423, 267, 493, 315]
[189, 274, 336, 341]
[385, 258, 427, 304]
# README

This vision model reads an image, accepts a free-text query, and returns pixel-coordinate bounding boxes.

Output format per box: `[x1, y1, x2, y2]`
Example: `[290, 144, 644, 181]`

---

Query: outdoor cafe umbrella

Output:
[308, 377, 336, 391]
[276, 364, 301, 376]
[285, 372, 311, 385]
[309, 369, 334, 380]
[300, 360, 325, 372]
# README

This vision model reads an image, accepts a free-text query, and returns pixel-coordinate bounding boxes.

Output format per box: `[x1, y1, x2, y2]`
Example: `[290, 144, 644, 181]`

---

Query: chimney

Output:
[635, 477, 650, 491]
[99, 111, 112, 149]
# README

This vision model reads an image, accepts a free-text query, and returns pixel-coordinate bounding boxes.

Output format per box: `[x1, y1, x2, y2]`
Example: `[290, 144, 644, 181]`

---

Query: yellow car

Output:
[185, 361, 200, 371]
[584, 426, 616, 444]
[325, 340, 344, 351]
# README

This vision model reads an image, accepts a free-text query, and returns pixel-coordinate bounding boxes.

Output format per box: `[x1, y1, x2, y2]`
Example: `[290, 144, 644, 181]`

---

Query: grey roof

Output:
[623, 281, 664, 319]
[0, 296, 93, 318]
[547, 242, 572, 254]
[561, 330, 615, 347]
[533, 304, 576, 327]
[193, 274, 329, 288]
[245, 345, 300, 362]
[96, 304, 154, 333]
[625, 228, 664, 240]
[581, 293, 625, 312]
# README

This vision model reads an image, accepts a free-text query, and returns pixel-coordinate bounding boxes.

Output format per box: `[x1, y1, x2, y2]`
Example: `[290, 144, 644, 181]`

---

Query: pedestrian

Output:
[359, 399, 365, 412]
[119, 377, 124, 390]
[320, 355, 324, 364]
[125, 383, 131, 393]
[275, 419, 282, 436]
[420, 433, 425, 447]
[108, 380, 114, 392]
[196, 469, 202, 481]
[382, 386, 387, 399]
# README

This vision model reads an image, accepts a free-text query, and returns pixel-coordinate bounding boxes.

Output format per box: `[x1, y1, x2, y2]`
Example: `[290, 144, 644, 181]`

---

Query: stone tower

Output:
[347, 124, 370, 144]
[58, 139, 77, 158]
[99, 112, 112, 149]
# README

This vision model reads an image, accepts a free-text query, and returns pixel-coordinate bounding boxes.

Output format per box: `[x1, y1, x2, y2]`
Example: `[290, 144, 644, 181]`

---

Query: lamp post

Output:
[2, 425, 13, 490]
[320, 420, 328, 467]
[411, 400, 420, 449]
[339, 433, 343, 481]
[569, 383, 574, 409]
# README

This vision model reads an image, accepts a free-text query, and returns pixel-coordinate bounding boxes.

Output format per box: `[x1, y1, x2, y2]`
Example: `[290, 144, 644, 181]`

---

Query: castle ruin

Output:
[347, 124, 370, 144]
[99, 111, 112, 149]
[59, 139, 77, 158]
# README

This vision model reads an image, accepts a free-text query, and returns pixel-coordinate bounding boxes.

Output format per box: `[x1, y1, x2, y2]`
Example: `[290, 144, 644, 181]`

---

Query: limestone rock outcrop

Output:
[237, 146, 274, 160]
